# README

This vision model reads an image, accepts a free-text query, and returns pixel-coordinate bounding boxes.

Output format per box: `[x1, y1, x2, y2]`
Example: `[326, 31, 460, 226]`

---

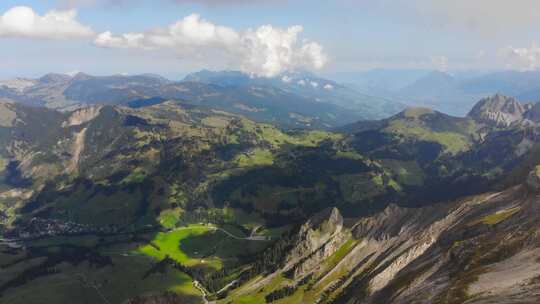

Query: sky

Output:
[1, 0, 540, 79]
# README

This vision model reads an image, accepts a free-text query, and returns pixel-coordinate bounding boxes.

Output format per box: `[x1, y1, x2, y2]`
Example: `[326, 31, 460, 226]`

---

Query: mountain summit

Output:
[467, 94, 526, 126]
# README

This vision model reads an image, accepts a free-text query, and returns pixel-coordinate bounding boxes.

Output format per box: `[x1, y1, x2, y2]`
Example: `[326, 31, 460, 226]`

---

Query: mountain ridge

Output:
[1, 89, 540, 303]
[0, 70, 406, 129]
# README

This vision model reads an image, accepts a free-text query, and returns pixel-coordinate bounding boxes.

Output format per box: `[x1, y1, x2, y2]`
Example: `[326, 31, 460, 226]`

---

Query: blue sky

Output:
[1, 0, 539, 79]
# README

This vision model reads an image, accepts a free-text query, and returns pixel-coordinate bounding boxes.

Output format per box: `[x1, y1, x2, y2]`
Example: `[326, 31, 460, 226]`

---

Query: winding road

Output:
[212, 227, 269, 241]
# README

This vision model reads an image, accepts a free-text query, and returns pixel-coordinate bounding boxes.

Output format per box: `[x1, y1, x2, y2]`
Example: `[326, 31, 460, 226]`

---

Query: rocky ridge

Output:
[228, 170, 540, 304]
[467, 94, 526, 127]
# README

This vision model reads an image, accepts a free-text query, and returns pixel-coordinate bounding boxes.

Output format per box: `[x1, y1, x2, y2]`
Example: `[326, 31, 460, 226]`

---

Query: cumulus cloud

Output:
[94, 14, 327, 77]
[0, 6, 94, 39]
[499, 45, 540, 70]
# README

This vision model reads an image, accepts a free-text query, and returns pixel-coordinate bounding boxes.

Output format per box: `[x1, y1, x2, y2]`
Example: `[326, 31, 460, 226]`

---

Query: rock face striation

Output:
[229, 172, 540, 304]
[527, 166, 540, 192]
[468, 94, 526, 126]
[284, 207, 346, 280]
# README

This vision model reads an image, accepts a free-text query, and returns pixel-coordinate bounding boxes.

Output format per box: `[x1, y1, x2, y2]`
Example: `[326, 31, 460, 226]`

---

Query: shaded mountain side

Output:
[4, 95, 540, 231]
[222, 169, 540, 304]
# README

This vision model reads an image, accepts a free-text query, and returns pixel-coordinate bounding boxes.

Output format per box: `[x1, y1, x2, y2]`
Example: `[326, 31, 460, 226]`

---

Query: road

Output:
[212, 227, 269, 241]
[169, 225, 270, 241]
[194, 280, 215, 304]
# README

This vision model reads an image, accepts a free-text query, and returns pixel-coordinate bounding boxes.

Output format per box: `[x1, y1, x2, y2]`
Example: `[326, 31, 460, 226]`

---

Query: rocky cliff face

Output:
[227, 173, 540, 304]
[334, 179, 540, 304]
[62, 105, 102, 127]
[527, 166, 540, 192]
[284, 208, 346, 280]
[468, 94, 525, 127]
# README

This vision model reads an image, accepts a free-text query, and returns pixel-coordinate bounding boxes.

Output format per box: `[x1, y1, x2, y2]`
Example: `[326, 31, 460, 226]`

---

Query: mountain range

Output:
[1, 73, 540, 304]
[0, 71, 405, 130]
[338, 69, 540, 116]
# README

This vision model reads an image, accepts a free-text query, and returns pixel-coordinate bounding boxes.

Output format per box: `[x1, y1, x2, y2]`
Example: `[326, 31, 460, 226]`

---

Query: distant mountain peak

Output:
[401, 107, 436, 119]
[467, 94, 525, 126]
[39, 73, 73, 84]
[71, 72, 93, 81]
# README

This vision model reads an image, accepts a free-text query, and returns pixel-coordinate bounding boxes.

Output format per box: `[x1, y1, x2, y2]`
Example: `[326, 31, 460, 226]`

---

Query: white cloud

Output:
[324, 84, 334, 90]
[0, 6, 94, 39]
[95, 31, 149, 49]
[94, 13, 327, 77]
[310, 81, 319, 88]
[499, 45, 540, 70]
[297, 79, 306, 86]
[430, 55, 448, 72]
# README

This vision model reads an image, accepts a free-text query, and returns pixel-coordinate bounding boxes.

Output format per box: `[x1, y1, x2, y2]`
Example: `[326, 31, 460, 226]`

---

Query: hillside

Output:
[1, 94, 540, 303]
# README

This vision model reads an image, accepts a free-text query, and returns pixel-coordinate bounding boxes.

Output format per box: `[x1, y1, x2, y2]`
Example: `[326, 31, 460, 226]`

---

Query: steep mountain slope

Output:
[223, 172, 540, 304]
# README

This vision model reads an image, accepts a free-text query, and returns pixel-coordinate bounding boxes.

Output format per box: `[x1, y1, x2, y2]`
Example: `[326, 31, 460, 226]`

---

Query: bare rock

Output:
[468, 94, 525, 127]
[285, 207, 345, 279]
[527, 166, 540, 192]
[63, 105, 102, 127]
